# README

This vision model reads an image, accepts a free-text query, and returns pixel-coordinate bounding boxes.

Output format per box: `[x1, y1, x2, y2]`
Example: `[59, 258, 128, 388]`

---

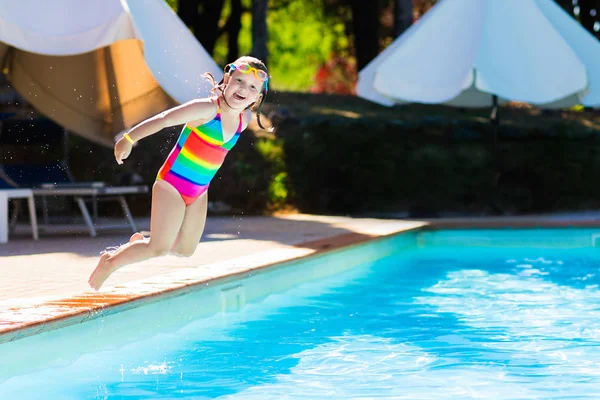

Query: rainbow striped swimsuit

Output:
[157, 100, 242, 205]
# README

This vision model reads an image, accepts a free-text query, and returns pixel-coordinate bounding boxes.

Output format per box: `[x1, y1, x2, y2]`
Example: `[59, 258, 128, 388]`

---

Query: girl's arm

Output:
[114, 98, 217, 164]
[125, 98, 217, 142]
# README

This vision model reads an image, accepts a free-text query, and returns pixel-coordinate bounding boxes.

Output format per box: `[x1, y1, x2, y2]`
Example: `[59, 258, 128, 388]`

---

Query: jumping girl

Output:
[88, 56, 270, 290]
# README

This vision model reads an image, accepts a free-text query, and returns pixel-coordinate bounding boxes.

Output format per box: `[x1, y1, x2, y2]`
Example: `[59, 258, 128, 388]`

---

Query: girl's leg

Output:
[170, 191, 208, 257]
[127, 192, 207, 255]
[88, 180, 186, 290]
[126, 191, 207, 255]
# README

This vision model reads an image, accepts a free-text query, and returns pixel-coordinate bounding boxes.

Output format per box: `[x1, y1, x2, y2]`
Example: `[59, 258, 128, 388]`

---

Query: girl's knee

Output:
[148, 243, 171, 258]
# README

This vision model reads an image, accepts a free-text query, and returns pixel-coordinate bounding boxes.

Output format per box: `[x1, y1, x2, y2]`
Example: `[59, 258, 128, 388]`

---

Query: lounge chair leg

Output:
[118, 195, 137, 233]
[0, 192, 8, 243]
[9, 199, 21, 233]
[41, 196, 49, 225]
[27, 195, 39, 240]
[75, 196, 96, 237]
[92, 195, 99, 222]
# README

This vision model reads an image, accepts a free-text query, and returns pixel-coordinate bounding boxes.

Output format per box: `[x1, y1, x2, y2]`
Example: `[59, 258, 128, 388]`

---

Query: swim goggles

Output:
[227, 63, 269, 89]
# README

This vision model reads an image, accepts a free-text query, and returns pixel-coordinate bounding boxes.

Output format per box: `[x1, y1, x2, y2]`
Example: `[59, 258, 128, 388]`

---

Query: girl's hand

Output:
[114, 138, 133, 165]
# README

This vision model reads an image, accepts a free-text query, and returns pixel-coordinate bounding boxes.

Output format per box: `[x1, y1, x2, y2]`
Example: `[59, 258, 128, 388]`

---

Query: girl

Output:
[88, 56, 270, 290]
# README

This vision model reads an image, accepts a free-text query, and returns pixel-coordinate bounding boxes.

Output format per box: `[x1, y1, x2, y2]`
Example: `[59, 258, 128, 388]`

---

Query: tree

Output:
[394, 0, 413, 37]
[177, 0, 198, 27]
[578, 0, 600, 39]
[268, 0, 350, 91]
[178, 0, 225, 55]
[412, 0, 436, 19]
[555, 0, 575, 17]
[349, 0, 380, 71]
[226, 0, 243, 62]
[252, 0, 269, 65]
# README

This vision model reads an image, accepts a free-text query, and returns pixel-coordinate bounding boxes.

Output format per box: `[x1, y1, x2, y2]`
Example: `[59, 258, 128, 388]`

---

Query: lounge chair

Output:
[0, 119, 148, 237]
[0, 173, 38, 243]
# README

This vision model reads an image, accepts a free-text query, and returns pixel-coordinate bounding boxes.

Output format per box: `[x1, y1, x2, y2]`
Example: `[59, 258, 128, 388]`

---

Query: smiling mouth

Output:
[233, 93, 246, 101]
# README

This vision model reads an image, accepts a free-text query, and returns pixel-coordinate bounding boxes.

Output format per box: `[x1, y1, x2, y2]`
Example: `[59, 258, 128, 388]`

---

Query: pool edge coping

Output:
[3, 216, 600, 344]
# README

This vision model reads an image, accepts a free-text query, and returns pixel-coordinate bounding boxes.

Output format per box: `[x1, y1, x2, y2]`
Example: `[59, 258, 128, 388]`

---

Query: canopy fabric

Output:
[535, 0, 600, 107]
[0, 0, 223, 146]
[357, 0, 598, 109]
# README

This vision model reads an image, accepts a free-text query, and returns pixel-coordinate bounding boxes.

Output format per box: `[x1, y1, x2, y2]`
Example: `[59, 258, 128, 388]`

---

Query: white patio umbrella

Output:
[0, 0, 222, 146]
[357, 0, 600, 110]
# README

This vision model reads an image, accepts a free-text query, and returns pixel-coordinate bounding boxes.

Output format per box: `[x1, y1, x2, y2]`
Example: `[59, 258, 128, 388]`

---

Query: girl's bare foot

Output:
[89, 234, 148, 290]
[88, 253, 114, 291]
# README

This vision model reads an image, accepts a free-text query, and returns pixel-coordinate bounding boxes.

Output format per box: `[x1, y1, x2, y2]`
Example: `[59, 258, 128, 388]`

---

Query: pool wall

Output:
[418, 227, 600, 248]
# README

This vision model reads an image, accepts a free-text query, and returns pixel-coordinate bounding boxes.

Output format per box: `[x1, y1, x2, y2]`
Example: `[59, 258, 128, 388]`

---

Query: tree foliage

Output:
[168, 0, 351, 91]
[267, 0, 350, 91]
[165, 0, 596, 93]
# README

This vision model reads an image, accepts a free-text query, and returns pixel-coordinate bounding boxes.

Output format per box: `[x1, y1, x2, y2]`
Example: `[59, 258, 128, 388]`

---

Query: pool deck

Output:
[2, 212, 600, 343]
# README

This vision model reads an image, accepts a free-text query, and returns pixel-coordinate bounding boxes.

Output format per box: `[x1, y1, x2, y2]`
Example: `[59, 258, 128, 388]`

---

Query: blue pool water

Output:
[3, 229, 600, 399]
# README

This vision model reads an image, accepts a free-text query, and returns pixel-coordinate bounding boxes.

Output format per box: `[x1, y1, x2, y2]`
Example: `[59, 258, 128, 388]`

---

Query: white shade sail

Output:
[0, 0, 222, 146]
[357, 0, 598, 109]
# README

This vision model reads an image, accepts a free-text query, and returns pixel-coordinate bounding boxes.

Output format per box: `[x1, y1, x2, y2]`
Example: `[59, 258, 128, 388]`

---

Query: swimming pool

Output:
[2, 228, 600, 399]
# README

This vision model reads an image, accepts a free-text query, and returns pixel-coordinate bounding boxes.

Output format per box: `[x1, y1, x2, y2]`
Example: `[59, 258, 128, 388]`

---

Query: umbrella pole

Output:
[489, 94, 504, 214]
[490, 94, 499, 152]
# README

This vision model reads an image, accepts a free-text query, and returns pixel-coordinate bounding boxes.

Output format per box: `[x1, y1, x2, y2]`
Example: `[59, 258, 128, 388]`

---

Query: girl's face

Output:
[223, 68, 264, 110]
